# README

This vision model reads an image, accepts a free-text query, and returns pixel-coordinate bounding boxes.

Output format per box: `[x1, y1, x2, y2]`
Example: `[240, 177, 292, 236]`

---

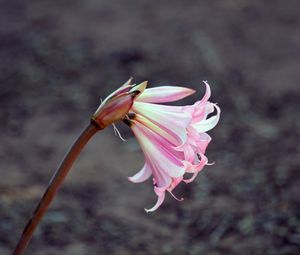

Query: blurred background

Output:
[1, 0, 300, 254]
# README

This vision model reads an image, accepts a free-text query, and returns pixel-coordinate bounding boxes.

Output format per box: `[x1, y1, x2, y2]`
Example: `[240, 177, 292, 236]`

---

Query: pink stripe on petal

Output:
[131, 124, 176, 188]
[137, 86, 195, 103]
[133, 101, 191, 145]
[174, 143, 195, 163]
[135, 114, 177, 145]
[132, 121, 185, 181]
[133, 101, 191, 119]
[143, 132, 185, 178]
[145, 103, 184, 113]
[134, 122, 175, 162]
[146, 156, 172, 188]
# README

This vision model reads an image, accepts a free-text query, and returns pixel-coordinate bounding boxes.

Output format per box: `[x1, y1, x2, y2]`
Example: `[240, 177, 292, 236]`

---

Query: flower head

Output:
[93, 79, 220, 212]
[124, 80, 220, 212]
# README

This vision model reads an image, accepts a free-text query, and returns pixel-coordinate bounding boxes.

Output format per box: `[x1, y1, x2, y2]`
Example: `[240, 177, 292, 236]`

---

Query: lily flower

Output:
[125, 80, 220, 212]
[12, 79, 220, 255]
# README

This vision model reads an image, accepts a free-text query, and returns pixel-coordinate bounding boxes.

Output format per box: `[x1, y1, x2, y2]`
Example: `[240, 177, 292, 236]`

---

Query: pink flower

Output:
[125, 81, 220, 212]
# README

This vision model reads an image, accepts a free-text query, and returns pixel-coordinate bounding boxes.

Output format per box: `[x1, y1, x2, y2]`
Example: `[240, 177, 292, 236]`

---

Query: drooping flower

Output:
[12, 80, 219, 255]
[124, 80, 220, 212]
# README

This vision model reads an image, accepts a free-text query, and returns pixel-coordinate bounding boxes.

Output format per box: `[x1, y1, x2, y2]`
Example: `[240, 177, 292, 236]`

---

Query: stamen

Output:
[112, 123, 126, 142]
[169, 191, 184, 201]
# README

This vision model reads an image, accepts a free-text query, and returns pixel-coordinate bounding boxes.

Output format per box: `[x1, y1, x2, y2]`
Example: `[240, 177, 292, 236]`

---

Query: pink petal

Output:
[196, 133, 211, 154]
[200, 81, 211, 104]
[145, 187, 166, 213]
[137, 86, 195, 103]
[174, 143, 195, 163]
[184, 153, 208, 183]
[128, 163, 152, 183]
[188, 100, 215, 123]
[135, 114, 177, 145]
[149, 163, 172, 188]
[131, 121, 186, 188]
[193, 104, 221, 132]
[133, 101, 192, 145]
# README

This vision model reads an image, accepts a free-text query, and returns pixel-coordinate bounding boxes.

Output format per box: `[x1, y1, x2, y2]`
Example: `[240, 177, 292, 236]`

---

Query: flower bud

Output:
[92, 81, 147, 129]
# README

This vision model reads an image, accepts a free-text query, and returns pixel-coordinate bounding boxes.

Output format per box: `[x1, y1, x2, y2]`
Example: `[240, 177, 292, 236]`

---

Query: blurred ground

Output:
[1, 0, 300, 254]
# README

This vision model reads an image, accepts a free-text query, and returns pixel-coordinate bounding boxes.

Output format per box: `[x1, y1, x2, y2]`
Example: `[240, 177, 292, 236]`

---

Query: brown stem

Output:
[12, 123, 99, 255]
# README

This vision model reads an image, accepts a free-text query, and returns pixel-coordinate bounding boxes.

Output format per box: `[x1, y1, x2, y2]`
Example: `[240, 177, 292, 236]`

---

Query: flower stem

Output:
[12, 123, 99, 255]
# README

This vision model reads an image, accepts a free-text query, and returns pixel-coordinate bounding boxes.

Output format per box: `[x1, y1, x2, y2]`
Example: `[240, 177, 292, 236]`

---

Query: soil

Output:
[0, 0, 300, 254]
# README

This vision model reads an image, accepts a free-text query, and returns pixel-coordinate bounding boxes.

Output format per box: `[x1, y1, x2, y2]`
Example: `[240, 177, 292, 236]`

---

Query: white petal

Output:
[193, 104, 220, 132]
[128, 163, 152, 183]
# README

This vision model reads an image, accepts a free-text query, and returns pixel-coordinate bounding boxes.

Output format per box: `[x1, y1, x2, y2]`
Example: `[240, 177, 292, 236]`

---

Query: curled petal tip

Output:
[127, 176, 135, 183]
[199, 81, 211, 104]
[193, 103, 220, 132]
[128, 164, 151, 183]
[144, 188, 166, 213]
[206, 161, 215, 166]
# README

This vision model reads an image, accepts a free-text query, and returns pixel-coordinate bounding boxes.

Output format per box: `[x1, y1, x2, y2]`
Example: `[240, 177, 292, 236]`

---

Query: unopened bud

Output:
[92, 81, 147, 129]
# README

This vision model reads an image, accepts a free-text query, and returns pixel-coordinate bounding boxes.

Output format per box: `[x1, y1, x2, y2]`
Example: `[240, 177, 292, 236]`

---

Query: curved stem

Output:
[12, 123, 99, 255]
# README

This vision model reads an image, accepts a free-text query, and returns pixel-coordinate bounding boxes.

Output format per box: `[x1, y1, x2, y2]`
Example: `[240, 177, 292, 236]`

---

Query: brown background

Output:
[1, 0, 300, 254]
